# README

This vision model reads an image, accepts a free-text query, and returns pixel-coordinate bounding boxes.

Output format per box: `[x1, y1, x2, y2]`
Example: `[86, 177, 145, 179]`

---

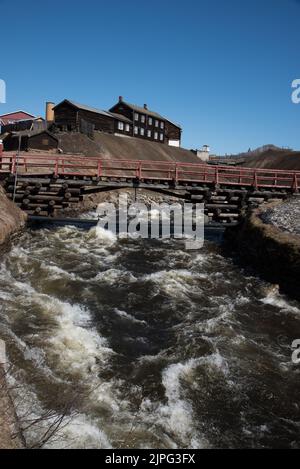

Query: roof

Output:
[0, 110, 36, 125]
[53, 100, 132, 124]
[111, 99, 182, 129]
[10, 129, 59, 141]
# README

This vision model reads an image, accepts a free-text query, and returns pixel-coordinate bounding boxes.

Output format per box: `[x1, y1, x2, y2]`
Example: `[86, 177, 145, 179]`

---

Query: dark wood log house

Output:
[52, 98, 182, 147]
[109, 97, 182, 147]
[53, 100, 133, 137]
[3, 130, 58, 151]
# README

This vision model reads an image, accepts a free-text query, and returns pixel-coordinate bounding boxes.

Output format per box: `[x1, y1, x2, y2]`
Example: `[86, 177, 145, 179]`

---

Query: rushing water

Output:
[0, 222, 300, 449]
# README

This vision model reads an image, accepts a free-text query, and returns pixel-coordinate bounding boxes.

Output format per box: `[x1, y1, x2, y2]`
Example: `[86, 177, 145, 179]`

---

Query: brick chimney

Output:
[119, 96, 123, 103]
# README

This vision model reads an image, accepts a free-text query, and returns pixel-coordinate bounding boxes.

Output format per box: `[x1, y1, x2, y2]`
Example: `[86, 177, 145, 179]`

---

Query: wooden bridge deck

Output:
[1, 153, 299, 190]
[1, 153, 299, 222]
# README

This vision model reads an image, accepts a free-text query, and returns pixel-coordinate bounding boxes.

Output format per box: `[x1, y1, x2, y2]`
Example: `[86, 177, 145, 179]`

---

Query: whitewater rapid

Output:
[0, 224, 299, 448]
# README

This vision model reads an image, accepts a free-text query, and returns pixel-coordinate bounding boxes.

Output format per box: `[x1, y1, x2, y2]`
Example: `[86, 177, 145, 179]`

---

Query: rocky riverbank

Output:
[0, 187, 27, 448]
[226, 196, 300, 301]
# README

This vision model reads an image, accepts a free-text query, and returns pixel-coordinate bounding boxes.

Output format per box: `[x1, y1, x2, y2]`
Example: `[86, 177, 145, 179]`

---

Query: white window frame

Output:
[134, 113, 139, 121]
[141, 115, 145, 123]
[154, 132, 158, 140]
[140, 127, 145, 136]
[160, 133, 164, 141]
[148, 117, 153, 125]
[155, 120, 159, 127]
[125, 124, 130, 132]
[118, 121, 124, 131]
[147, 130, 152, 138]
[160, 121, 164, 129]
[134, 126, 139, 135]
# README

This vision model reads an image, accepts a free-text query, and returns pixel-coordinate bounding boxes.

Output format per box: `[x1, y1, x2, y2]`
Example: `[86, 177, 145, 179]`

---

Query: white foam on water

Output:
[92, 226, 117, 245]
[154, 352, 229, 448]
[94, 269, 137, 285]
[45, 414, 112, 449]
[114, 309, 147, 325]
[40, 262, 79, 281]
[142, 269, 206, 299]
[261, 291, 300, 315]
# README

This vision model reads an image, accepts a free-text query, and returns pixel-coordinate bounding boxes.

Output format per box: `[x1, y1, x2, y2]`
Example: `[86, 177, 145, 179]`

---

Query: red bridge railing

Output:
[0, 153, 299, 192]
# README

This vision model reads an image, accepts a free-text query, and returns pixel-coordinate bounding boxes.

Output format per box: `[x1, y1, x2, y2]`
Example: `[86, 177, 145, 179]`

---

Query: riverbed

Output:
[0, 223, 299, 448]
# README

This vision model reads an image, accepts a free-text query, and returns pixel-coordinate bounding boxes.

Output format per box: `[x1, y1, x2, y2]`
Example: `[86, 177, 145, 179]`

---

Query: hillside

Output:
[240, 149, 300, 170]
[57, 131, 201, 164]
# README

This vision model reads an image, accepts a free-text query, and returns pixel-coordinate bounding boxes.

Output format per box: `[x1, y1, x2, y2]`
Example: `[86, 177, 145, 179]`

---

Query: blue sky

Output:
[0, 0, 299, 154]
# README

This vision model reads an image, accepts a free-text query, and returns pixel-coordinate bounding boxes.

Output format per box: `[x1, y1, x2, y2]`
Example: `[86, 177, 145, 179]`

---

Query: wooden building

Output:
[3, 130, 58, 152]
[53, 100, 133, 137]
[109, 97, 182, 147]
[52, 98, 182, 147]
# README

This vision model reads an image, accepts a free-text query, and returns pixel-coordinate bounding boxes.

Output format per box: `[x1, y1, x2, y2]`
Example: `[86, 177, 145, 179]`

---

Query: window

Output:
[155, 120, 159, 127]
[125, 124, 130, 132]
[160, 133, 164, 141]
[147, 130, 152, 138]
[141, 115, 145, 123]
[140, 128, 145, 136]
[154, 132, 158, 140]
[160, 121, 164, 129]
[148, 117, 153, 125]
[134, 126, 139, 135]
[134, 113, 139, 121]
[118, 121, 124, 131]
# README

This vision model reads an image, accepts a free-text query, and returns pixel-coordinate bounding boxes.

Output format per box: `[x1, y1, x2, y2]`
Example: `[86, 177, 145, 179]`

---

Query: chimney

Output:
[144, 104, 148, 110]
[46, 102, 55, 123]
[119, 96, 123, 103]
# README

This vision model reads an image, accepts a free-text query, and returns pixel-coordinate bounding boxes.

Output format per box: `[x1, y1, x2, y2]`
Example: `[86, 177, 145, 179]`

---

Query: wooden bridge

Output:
[0, 153, 299, 223]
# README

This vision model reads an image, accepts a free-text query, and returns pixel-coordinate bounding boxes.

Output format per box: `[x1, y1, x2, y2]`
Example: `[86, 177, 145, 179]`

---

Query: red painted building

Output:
[0, 110, 36, 126]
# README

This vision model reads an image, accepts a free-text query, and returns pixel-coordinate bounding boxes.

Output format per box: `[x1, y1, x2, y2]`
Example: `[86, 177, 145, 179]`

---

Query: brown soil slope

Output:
[58, 131, 200, 164]
[240, 149, 300, 170]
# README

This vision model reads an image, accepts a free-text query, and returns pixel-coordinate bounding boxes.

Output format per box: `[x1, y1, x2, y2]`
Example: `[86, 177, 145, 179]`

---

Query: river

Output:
[0, 222, 299, 448]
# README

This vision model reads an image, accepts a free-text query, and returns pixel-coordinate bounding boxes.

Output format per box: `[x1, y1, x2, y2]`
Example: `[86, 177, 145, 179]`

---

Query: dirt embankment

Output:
[0, 185, 27, 248]
[226, 199, 300, 301]
[239, 149, 300, 170]
[57, 131, 200, 163]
